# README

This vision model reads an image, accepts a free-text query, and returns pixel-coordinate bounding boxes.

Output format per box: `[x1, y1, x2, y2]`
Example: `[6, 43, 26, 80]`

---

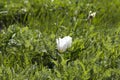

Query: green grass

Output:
[0, 0, 120, 80]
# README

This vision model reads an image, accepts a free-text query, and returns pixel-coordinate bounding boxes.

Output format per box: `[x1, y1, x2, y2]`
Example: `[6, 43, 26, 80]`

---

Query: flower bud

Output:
[56, 36, 72, 52]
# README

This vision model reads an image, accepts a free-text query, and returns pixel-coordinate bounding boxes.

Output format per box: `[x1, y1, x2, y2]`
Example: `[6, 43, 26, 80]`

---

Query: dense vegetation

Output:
[0, 0, 120, 79]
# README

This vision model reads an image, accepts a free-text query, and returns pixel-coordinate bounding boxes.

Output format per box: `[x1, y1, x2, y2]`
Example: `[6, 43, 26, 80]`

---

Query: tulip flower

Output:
[56, 36, 72, 52]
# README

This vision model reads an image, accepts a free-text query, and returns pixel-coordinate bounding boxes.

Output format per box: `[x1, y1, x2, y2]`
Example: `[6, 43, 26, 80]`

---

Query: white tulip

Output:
[56, 36, 72, 52]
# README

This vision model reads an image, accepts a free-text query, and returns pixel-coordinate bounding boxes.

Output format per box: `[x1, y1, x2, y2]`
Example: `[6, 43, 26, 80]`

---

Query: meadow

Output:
[0, 0, 120, 80]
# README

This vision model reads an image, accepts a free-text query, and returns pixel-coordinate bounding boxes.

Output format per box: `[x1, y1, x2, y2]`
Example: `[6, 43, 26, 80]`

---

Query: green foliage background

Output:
[0, 0, 120, 79]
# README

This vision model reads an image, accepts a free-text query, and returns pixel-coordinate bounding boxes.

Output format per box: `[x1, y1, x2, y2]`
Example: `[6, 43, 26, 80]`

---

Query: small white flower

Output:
[88, 11, 96, 20]
[56, 36, 72, 52]
[21, 8, 27, 12]
[90, 12, 96, 18]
